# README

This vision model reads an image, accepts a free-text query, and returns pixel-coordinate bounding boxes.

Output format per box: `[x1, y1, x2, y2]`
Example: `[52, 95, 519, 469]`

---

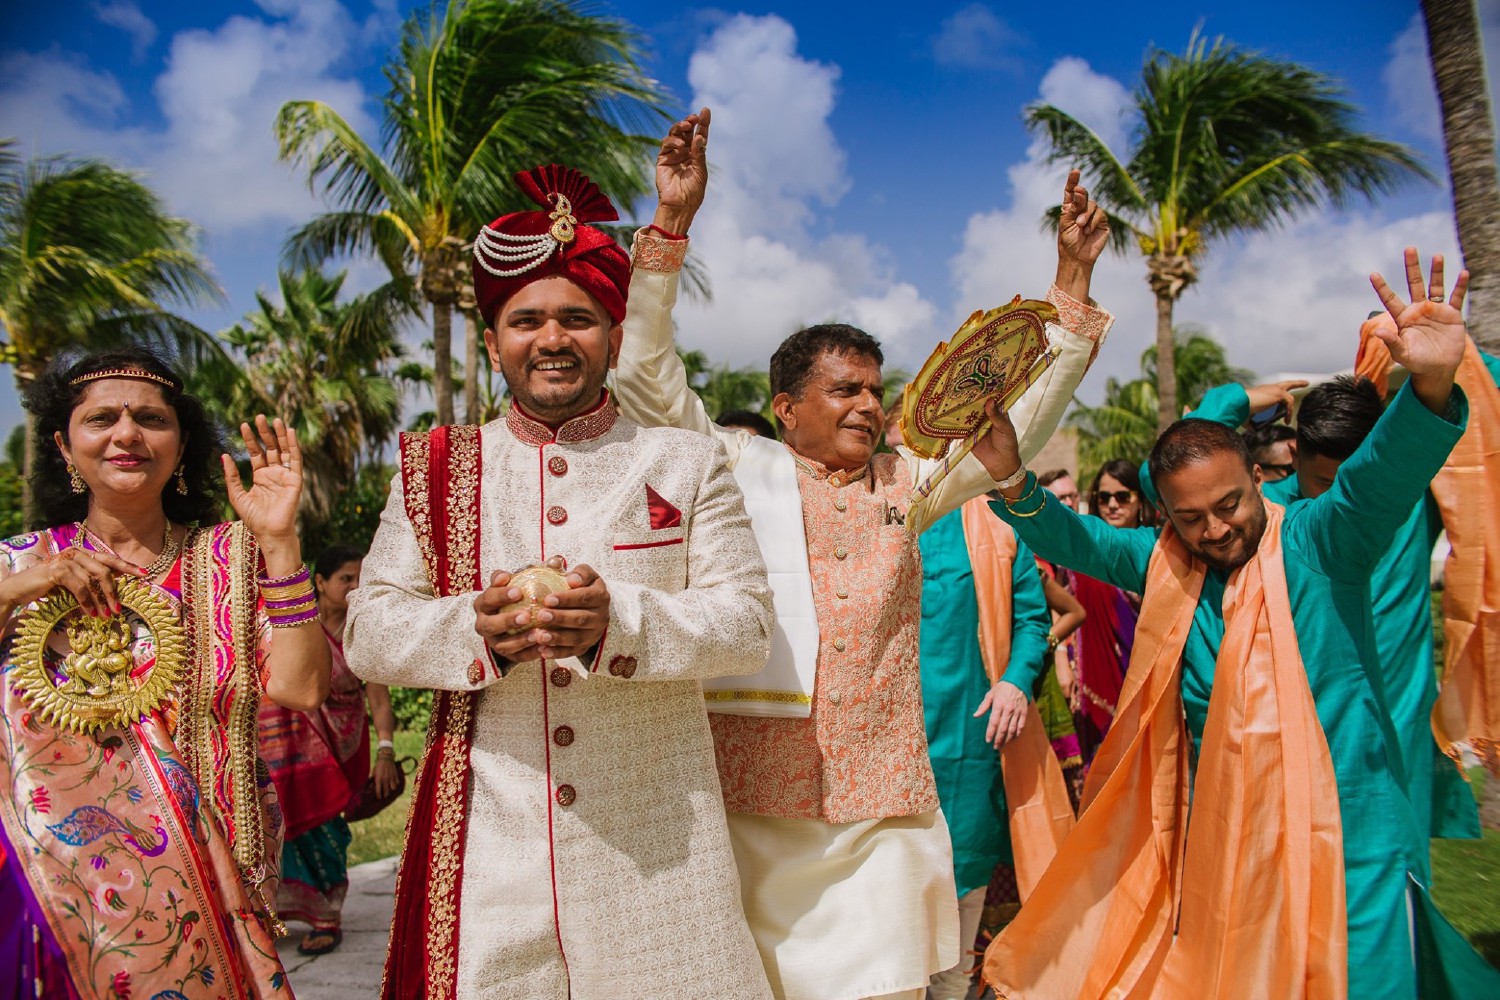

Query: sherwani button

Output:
[836, 589, 849, 599]
[620, 657, 637, 679]
[550, 666, 572, 687]
[555, 784, 576, 806]
[828, 690, 841, 706]
[468, 659, 485, 684]
[834, 545, 848, 560]
[554, 725, 575, 747]
[548, 456, 569, 476]
[608, 654, 628, 676]
[833, 637, 847, 652]
[547, 506, 568, 525]
[834, 497, 847, 511]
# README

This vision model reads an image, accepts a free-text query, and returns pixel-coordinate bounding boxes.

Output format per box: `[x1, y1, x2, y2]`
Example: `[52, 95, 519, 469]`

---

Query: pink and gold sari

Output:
[0, 523, 290, 999]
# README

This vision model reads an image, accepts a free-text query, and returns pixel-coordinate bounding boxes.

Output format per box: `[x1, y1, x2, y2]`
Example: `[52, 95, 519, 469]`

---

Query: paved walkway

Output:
[276, 856, 396, 998]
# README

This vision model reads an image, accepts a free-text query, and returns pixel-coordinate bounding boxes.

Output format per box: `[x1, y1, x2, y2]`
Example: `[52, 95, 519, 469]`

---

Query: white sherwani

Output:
[346, 397, 775, 1000]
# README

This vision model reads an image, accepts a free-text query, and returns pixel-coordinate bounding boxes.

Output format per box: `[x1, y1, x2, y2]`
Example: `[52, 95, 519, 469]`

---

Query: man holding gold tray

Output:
[613, 108, 1114, 1000]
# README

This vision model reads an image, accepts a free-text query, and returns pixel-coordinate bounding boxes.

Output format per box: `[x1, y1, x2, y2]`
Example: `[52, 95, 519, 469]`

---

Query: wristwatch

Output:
[996, 465, 1029, 491]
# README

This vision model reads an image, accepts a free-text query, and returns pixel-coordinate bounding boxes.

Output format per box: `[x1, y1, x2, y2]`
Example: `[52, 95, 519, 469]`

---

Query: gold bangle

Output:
[1006, 476, 1039, 507]
[1006, 493, 1047, 518]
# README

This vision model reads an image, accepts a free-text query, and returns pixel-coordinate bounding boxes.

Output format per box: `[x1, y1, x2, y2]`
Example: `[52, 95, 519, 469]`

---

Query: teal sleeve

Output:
[999, 537, 1051, 698]
[1291, 381, 1469, 582]
[1141, 382, 1252, 505]
[988, 475, 1154, 593]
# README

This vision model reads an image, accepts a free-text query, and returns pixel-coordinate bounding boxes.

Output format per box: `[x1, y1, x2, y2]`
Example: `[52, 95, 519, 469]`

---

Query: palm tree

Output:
[0, 141, 222, 511]
[208, 268, 416, 529]
[1067, 328, 1252, 479]
[1026, 32, 1426, 433]
[276, 0, 667, 428]
[1421, 0, 1500, 354]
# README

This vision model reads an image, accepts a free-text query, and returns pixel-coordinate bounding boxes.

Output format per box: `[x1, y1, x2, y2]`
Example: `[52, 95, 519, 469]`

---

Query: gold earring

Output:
[175, 465, 188, 495]
[67, 463, 86, 494]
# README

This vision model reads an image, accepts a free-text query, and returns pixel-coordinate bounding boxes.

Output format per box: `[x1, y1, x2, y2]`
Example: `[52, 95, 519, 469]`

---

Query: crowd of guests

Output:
[3, 103, 1496, 1000]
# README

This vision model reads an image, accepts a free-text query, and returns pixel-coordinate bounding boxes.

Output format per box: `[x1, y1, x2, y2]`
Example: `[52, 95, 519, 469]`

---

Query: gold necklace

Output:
[74, 520, 180, 579]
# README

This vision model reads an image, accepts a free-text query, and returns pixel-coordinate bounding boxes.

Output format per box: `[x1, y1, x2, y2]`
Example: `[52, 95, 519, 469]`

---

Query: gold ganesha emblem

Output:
[12, 577, 186, 735]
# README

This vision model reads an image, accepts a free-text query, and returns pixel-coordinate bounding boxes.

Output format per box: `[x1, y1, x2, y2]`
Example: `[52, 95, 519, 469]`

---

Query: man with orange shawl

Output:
[1150, 338, 1499, 849]
[979, 248, 1500, 999]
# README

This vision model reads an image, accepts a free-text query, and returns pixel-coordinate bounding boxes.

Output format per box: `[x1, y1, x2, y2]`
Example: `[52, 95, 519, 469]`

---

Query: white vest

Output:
[701, 435, 820, 717]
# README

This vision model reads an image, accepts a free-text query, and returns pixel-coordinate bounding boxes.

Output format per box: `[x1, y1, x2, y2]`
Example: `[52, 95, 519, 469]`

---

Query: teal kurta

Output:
[1173, 377, 1494, 843]
[998, 381, 1499, 998]
[919, 510, 1051, 896]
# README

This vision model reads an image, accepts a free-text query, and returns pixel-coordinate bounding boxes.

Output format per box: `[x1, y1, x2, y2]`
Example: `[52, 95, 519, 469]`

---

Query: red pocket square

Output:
[645, 484, 682, 530]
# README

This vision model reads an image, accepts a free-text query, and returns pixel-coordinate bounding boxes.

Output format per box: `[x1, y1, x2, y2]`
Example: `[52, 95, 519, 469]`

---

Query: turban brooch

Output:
[472, 165, 631, 327]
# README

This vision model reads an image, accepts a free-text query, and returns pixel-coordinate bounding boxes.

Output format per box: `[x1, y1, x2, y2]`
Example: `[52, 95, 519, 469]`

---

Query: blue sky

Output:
[3, 0, 1497, 442]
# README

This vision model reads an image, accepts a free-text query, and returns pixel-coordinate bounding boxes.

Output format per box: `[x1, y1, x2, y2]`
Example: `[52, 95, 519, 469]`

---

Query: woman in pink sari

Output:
[259, 545, 396, 956]
[0, 347, 330, 999]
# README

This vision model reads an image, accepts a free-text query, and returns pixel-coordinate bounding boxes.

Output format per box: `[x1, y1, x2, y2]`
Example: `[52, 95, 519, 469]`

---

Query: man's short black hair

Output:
[717, 409, 779, 439]
[768, 324, 884, 400]
[1149, 418, 1255, 487]
[1296, 375, 1384, 461]
[1243, 421, 1296, 459]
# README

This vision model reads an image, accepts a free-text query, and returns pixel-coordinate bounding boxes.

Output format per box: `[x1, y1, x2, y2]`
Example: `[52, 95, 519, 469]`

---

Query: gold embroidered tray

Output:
[12, 577, 186, 734]
[900, 296, 1058, 460]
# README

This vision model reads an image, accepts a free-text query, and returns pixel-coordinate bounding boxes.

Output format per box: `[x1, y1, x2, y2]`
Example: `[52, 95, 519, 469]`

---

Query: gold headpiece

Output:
[69, 368, 178, 390]
[70, 367, 177, 389]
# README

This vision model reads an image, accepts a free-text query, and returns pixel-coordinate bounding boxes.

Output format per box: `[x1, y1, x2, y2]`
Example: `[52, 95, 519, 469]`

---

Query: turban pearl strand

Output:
[473, 227, 560, 277]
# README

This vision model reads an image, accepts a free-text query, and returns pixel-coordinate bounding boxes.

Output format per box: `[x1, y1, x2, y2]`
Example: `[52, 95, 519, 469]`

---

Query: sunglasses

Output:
[1093, 489, 1138, 507]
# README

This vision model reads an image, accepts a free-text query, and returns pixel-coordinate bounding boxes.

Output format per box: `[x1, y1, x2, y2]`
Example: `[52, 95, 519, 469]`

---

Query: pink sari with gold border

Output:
[0, 523, 291, 999]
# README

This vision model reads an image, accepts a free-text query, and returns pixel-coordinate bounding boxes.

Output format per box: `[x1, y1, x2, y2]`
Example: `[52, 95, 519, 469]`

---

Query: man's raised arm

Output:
[906, 170, 1115, 532]
[611, 109, 746, 456]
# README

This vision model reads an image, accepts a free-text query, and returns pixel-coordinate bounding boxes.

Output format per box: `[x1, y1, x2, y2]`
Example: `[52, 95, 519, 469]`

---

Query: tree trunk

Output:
[1154, 292, 1177, 435]
[431, 298, 455, 427]
[1422, 0, 1500, 352]
[1482, 774, 1500, 830]
[463, 309, 480, 425]
[22, 408, 38, 530]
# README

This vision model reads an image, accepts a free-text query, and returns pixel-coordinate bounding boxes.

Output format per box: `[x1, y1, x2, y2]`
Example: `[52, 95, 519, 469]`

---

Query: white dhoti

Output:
[727, 809, 959, 1000]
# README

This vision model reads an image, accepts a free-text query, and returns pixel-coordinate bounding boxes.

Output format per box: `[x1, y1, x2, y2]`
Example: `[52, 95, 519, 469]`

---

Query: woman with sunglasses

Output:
[1064, 460, 1155, 769]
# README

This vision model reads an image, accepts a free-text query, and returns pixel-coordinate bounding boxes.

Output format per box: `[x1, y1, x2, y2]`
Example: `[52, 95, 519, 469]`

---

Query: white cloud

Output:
[94, 1, 157, 61]
[951, 56, 1462, 404]
[1037, 56, 1134, 155]
[0, 0, 377, 233]
[1384, 10, 1500, 145]
[675, 14, 938, 368]
[931, 4, 1024, 73]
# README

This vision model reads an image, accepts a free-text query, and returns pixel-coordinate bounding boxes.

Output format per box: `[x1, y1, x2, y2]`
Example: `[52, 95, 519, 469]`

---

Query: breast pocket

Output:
[610, 529, 689, 591]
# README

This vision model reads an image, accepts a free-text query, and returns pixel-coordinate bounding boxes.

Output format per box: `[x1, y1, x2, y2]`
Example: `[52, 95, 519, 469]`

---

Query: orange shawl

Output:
[1429, 339, 1500, 774]
[1354, 313, 1398, 400]
[984, 502, 1347, 998]
[961, 498, 1076, 899]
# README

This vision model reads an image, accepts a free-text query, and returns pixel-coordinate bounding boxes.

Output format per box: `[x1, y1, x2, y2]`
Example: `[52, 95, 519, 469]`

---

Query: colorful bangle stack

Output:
[261, 567, 320, 629]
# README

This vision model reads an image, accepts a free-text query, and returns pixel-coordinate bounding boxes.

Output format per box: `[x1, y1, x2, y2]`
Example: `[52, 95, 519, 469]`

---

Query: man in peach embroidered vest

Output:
[981, 249, 1500, 999]
[344, 160, 775, 1000]
[611, 109, 1114, 1000]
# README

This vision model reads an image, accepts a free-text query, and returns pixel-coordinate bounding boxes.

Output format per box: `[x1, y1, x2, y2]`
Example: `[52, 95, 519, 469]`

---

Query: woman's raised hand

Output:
[222, 415, 303, 544]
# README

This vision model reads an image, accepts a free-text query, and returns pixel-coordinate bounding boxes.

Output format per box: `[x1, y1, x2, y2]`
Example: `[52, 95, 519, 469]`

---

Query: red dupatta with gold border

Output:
[381, 425, 482, 1000]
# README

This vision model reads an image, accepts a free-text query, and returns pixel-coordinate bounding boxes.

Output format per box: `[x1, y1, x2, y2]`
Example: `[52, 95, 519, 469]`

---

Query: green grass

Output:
[347, 729, 426, 867]
[1431, 768, 1500, 968]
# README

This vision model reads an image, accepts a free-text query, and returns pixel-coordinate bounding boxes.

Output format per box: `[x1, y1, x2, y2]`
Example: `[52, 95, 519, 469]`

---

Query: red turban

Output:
[471, 165, 631, 327]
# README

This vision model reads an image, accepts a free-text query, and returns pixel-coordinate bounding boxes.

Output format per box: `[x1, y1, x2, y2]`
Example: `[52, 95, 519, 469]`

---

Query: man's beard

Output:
[1183, 501, 1269, 573]
[504, 355, 605, 421]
